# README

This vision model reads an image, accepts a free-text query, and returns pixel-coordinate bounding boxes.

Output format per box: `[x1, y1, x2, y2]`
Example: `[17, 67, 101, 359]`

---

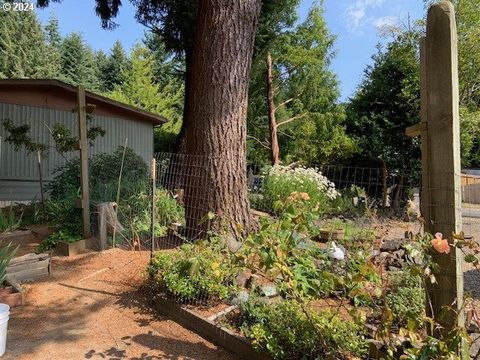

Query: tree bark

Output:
[185, 0, 261, 236]
[266, 52, 279, 166]
[173, 49, 193, 153]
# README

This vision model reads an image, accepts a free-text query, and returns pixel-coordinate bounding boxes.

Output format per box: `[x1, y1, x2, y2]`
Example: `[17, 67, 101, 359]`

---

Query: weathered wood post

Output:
[425, 1, 464, 334]
[77, 86, 91, 238]
[406, 0, 464, 339]
[150, 158, 156, 259]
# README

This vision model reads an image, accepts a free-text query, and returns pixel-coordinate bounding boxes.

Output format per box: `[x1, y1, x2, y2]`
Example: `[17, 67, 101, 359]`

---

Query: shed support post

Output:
[77, 86, 91, 239]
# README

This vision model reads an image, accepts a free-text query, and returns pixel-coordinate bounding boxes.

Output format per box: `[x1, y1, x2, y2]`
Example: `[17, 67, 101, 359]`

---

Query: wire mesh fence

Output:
[79, 152, 480, 312]
[153, 152, 214, 250]
[143, 158, 427, 306]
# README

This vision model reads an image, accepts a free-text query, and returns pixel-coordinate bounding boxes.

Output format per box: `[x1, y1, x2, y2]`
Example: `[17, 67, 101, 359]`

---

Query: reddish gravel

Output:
[4, 248, 236, 360]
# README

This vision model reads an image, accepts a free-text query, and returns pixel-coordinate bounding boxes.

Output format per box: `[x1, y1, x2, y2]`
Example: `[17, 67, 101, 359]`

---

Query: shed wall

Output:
[0, 103, 153, 201]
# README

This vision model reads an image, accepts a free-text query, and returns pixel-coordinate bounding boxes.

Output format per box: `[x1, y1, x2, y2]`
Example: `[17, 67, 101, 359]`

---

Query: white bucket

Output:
[0, 304, 10, 357]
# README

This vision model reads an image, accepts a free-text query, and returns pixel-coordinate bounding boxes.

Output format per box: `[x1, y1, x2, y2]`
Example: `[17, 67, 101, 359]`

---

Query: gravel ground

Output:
[4, 249, 236, 360]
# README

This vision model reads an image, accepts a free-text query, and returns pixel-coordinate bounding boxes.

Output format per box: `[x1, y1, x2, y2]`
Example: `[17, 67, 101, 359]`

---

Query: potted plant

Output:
[38, 229, 86, 256]
[0, 243, 21, 307]
[318, 228, 346, 242]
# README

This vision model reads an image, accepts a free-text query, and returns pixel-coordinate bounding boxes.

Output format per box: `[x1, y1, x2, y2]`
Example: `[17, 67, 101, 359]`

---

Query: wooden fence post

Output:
[424, 1, 464, 334]
[150, 158, 156, 259]
[77, 86, 91, 239]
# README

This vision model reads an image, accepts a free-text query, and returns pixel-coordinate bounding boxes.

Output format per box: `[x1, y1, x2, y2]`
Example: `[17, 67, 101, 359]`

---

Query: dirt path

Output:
[5, 249, 236, 360]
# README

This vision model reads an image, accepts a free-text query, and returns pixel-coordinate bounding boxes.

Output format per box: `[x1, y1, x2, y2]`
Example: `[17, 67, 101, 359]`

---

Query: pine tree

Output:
[59, 33, 100, 91]
[108, 45, 183, 117]
[101, 40, 129, 92]
[45, 13, 61, 49]
[108, 44, 184, 151]
[0, 5, 58, 78]
[95, 50, 109, 92]
[144, 32, 184, 87]
[248, 3, 354, 164]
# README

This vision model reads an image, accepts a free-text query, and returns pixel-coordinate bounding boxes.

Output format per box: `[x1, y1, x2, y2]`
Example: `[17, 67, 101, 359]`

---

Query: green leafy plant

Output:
[239, 298, 368, 359]
[386, 271, 425, 327]
[37, 229, 82, 253]
[149, 239, 235, 303]
[155, 189, 185, 225]
[0, 205, 23, 233]
[0, 243, 18, 285]
[257, 165, 339, 214]
[47, 146, 148, 204]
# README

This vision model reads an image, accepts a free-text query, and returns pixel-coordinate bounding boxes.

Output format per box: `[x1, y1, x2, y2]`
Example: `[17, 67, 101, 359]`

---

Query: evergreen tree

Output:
[44, 13, 61, 49]
[95, 50, 109, 92]
[248, 3, 354, 164]
[144, 32, 184, 88]
[59, 33, 100, 91]
[101, 40, 129, 92]
[345, 30, 421, 174]
[0, 4, 57, 78]
[108, 44, 184, 151]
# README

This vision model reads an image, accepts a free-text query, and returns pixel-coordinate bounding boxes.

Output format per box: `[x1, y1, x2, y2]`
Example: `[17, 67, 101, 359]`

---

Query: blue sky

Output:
[36, 0, 425, 101]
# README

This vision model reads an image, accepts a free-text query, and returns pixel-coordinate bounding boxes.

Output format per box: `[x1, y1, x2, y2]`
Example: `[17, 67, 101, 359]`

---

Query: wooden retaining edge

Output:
[150, 297, 272, 360]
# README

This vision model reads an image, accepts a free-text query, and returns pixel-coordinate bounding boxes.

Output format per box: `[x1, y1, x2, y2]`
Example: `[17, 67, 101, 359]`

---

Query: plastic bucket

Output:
[0, 304, 10, 357]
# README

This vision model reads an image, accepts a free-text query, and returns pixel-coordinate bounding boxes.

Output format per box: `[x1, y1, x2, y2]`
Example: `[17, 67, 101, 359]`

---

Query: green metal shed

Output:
[0, 79, 167, 203]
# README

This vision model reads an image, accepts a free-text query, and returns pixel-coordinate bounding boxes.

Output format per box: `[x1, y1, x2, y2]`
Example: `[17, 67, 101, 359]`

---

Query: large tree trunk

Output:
[266, 52, 280, 166]
[185, 0, 261, 237]
[173, 49, 193, 153]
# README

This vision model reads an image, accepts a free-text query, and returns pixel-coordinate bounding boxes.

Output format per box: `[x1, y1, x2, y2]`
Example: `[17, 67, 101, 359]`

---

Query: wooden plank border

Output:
[150, 297, 271, 360]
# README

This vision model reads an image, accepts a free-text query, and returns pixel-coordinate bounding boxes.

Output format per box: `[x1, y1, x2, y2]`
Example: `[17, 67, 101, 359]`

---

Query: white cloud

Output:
[372, 15, 399, 30]
[346, 0, 385, 30]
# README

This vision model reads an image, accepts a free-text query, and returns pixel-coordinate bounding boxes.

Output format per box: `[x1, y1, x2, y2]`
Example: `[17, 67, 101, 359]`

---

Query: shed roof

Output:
[0, 79, 168, 125]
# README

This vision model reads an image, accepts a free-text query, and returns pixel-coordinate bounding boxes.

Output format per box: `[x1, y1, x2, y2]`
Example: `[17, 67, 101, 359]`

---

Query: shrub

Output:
[239, 298, 368, 359]
[258, 165, 339, 214]
[44, 147, 149, 233]
[149, 239, 234, 303]
[154, 189, 185, 225]
[0, 205, 22, 233]
[37, 229, 82, 253]
[47, 146, 149, 204]
[43, 188, 82, 233]
[386, 271, 425, 327]
[120, 189, 185, 239]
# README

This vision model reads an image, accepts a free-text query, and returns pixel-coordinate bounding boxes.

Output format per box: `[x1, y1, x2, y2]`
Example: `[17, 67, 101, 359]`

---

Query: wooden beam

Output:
[77, 86, 91, 238]
[405, 122, 427, 138]
[424, 1, 464, 335]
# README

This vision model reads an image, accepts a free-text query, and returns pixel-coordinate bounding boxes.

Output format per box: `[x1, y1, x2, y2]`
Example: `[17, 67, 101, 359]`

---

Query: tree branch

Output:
[277, 113, 308, 127]
[274, 97, 295, 111]
[247, 135, 270, 149]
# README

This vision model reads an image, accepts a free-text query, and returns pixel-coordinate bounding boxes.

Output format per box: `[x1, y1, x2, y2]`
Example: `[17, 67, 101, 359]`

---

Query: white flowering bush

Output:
[259, 165, 339, 213]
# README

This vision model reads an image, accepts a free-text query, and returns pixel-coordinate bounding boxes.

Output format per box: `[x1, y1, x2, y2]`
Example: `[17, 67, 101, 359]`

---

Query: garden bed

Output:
[146, 197, 465, 360]
[151, 296, 270, 360]
[6, 252, 51, 283]
[54, 238, 96, 256]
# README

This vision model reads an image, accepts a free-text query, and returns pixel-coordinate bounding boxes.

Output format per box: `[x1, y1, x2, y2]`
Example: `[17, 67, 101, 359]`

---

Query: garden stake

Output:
[112, 138, 128, 248]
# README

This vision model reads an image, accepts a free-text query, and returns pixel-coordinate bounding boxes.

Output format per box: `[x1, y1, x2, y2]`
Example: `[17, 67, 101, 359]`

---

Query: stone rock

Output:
[235, 271, 252, 288]
[226, 236, 243, 253]
[393, 249, 405, 258]
[380, 239, 405, 252]
[230, 290, 250, 305]
[388, 265, 401, 272]
[260, 284, 277, 297]
[379, 252, 390, 260]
